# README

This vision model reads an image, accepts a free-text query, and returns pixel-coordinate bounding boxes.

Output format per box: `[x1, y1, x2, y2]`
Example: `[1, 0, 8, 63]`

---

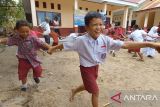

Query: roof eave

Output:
[136, 7, 160, 12]
[138, 0, 147, 4]
[102, 0, 138, 7]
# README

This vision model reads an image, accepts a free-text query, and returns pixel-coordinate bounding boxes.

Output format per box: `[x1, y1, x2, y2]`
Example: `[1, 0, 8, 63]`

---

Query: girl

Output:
[0, 20, 51, 91]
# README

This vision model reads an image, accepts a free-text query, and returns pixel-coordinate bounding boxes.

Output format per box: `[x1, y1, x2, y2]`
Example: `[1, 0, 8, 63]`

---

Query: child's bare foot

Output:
[137, 59, 144, 61]
[42, 67, 46, 70]
[69, 89, 76, 102]
[103, 102, 112, 107]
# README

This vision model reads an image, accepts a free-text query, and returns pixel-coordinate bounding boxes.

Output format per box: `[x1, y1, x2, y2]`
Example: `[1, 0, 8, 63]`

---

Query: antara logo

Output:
[111, 92, 122, 103]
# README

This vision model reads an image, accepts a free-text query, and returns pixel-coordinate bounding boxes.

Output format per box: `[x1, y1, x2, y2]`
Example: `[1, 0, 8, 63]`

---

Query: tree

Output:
[0, 0, 25, 29]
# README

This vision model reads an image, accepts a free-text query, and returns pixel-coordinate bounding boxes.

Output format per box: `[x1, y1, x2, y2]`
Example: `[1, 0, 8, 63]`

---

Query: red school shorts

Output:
[130, 48, 140, 52]
[80, 65, 99, 94]
[18, 58, 42, 80]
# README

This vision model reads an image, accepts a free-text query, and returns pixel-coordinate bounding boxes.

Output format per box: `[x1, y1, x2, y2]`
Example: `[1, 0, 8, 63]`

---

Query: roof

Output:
[138, 0, 160, 11]
[120, 0, 143, 4]
[87, 0, 146, 7]
[87, 0, 160, 11]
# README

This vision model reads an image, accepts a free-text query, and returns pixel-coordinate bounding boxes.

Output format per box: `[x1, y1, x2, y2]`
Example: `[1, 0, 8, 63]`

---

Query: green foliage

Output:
[0, 0, 25, 28]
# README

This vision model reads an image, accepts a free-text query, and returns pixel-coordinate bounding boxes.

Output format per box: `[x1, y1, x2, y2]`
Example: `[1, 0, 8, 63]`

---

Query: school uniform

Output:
[143, 26, 159, 57]
[63, 33, 123, 93]
[128, 29, 146, 52]
[7, 35, 45, 80]
[39, 22, 51, 44]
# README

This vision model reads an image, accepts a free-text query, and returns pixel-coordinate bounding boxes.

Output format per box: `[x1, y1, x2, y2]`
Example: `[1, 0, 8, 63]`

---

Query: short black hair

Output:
[84, 11, 102, 26]
[132, 24, 139, 30]
[54, 16, 58, 21]
[15, 20, 30, 29]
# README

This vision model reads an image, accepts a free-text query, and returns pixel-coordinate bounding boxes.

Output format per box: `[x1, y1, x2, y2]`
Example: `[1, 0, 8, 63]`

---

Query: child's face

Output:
[17, 26, 30, 39]
[86, 18, 103, 39]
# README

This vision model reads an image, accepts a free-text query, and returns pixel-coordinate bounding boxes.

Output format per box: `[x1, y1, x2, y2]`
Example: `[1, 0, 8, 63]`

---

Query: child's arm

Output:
[121, 41, 160, 53]
[47, 44, 64, 54]
[42, 42, 52, 50]
[0, 38, 8, 45]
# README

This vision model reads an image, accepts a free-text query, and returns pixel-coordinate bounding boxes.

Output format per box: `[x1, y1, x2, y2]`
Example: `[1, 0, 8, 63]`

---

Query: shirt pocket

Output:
[96, 47, 107, 60]
[97, 44, 107, 52]
[97, 48, 106, 53]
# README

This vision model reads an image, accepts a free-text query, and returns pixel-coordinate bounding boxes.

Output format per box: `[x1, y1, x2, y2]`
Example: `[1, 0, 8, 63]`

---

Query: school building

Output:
[22, 0, 160, 36]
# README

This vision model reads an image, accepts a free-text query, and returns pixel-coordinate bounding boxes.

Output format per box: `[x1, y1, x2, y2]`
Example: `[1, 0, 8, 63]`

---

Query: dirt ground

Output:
[0, 46, 160, 107]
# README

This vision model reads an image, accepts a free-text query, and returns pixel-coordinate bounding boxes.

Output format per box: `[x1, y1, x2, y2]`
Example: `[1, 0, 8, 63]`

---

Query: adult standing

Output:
[39, 17, 51, 44]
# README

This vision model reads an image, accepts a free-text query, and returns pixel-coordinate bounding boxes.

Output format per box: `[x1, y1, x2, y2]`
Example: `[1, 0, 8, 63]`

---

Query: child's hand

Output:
[0, 38, 8, 45]
[154, 43, 160, 53]
[47, 46, 56, 54]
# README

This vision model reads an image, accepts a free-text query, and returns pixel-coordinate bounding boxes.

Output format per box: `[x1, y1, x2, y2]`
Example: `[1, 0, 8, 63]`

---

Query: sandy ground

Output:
[0, 46, 160, 107]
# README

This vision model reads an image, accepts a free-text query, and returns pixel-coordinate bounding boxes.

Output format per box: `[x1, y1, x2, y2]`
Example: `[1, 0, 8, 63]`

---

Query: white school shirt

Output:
[146, 26, 159, 41]
[53, 20, 60, 29]
[39, 22, 51, 35]
[129, 29, 146, 42]
[64, 33, 79, 42]
[63, 33, 124, 67]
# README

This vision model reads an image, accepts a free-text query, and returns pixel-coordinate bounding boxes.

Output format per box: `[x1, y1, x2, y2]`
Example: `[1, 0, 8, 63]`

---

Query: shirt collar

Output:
[17, 34, 31, 41]
[97, 34, 103, 45]
[87, 33, 103, 45]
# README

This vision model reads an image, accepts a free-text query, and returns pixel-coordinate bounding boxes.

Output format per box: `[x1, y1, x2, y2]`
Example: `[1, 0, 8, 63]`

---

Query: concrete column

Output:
[144, 12, 149, 28]
[122, 6, 129, 33]
[110, 12, 113, 24]
[75, 0, 78, 10]
[123, 7, 128, 28]
[128, 10, 133, 31]
[74, 0, 79, 32]
[103, 3, 107, 15]
[30, 0, 37, 26]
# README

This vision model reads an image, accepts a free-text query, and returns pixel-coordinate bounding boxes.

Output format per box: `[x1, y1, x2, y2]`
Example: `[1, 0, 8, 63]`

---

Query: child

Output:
[143, 25, 160, 58]
[47, 12, 160, 107]
[50, 31, 59, 46]
[53, 16, 61, 39]
[30, 26, 43, 38]
[0, 20, 52, 91]
[128, 24, 147, 61]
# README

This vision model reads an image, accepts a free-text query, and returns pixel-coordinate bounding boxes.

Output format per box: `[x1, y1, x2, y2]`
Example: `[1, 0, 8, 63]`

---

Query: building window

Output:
[97, 9, 99, 12]
[37, 11, 61, 26]
[35, 1, 39, 8]
[79, 7, 82, 10]
[109, 11, 111, 15]
[43, 2, 47, 8]
[106, 11, 107, 15]
[115, 22, 121, 26]
[86, 8, 88, 11]
[51, 3, 54, 9]
[57, 4, 61, 10]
